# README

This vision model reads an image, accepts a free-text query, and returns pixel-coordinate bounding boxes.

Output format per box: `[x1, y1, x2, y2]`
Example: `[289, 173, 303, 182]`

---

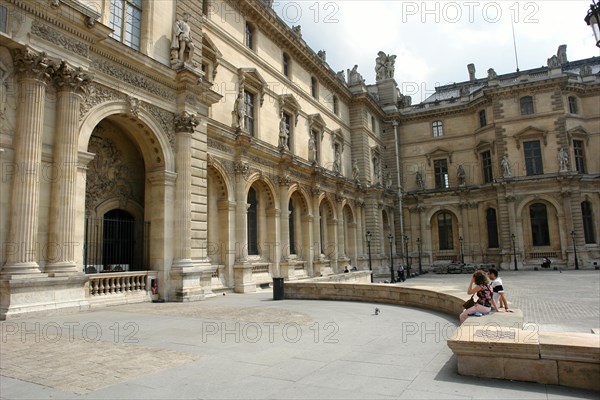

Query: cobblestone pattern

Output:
[0, 332, 200, 394]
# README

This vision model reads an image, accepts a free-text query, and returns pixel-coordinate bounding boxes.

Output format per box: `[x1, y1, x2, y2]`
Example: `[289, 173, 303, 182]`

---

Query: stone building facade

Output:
[0, 0, 598, 319]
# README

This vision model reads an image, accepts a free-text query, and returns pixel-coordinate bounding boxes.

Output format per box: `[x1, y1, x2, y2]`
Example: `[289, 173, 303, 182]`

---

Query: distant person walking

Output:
[397, 265, 405, 282]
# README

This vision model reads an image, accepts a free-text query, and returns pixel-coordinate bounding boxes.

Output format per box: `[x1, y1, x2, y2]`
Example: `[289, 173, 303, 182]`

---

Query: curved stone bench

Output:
[284, 280, 600, 392]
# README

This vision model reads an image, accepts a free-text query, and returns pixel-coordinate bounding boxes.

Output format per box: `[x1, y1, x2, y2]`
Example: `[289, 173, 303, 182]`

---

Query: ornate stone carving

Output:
[85, 16, 96, 28]
[278, 111, 289, 151]
[291, 25, 302, 37]
[91, 56, 175, 101]
[174, 111, 200, 133]
[234, 161, 249, 176]
[207, 137, 233, 154]
[31, 20, 89, 57]
[233, 90, 245, 130]
[335, 193, 345, 203]
[206, 154, 214, 167]
[127, 96, 140, 117]
[416, 171, 425, 190]
[558, 147, 569, 172]
[80, 83, 122, 119]
[13, 48, 55, 81]
[52, 61, 93, 93]
[375, 51, 396, 81]
[142, 103, 175, 151]
[488, 68, 498, 79]
[580, 64, 593, 77]
[336, 70, 346, 83]
[457, 164, 466, 186]
[352, 160, 360, 181]
[86, 130, 139, 212]
[311, 187, 321, 196]
[317, 50, 326, 62]
[170, 12, 196, 68]
[467, 63, 476, 81]
[501, 154, 512, 178]
[548, 45, 568, 68]
[278, 175, 291, 187]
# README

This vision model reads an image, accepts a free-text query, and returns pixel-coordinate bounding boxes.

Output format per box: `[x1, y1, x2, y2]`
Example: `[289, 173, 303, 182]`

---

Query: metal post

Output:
[511, 233, 518, 271]
[403, 235, 409, 279]
[366, 231, 373, 282]
[571, 231, 579, 270]
[417, 237, 422, 275]
[388, 234, 395, 283]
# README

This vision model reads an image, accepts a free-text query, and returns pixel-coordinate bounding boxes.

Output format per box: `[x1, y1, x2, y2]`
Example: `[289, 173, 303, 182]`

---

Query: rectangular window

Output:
[582, 202, 596, 244]
[0, 5, 7, 33]
[573, 140, 586, 174]
[479, 109, 487, 127]
[283, 53, 290, 77]
[432, 121, 443, 137]
[524, 140, 543, 176]
[481, 151, 493, 183]
[110, 0, 142, 51]
[434, 159, 449, 189]
[520, 96, 534, 115]
[244, 91, 255, 137]
[311, 77, 318, 99]
[568, 96, 578, 114]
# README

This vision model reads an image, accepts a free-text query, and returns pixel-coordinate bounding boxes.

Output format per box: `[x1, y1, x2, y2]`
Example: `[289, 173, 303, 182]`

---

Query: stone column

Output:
[45, 62, 92, 276]
[234, 163, 248, 261]
[336, 200, 346, 260]
[172, 112, 199, 268]
[355, 202, 364, 257]
[279, 181, 290, 261]
[2, 49, 54, 276]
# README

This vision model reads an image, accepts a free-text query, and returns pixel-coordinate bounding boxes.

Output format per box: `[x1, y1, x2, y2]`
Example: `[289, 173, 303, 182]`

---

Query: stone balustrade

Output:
[87, 271, 157, 308]
[284, 279, 600, 392]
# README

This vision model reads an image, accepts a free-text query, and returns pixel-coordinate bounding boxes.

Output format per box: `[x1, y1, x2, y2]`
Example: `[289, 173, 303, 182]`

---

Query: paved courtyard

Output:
[1, 270, 599, 399]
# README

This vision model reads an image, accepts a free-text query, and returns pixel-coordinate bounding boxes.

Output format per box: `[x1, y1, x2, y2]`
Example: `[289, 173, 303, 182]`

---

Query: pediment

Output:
[238, 68, 268, 105]
[308, 113, 326, 130]
[567, 125, 591, 145]
[425, 147, 453, 166]
[514, 126, 548, 149]
[474, 140, 495, 159]
[279, 94, 302, 125]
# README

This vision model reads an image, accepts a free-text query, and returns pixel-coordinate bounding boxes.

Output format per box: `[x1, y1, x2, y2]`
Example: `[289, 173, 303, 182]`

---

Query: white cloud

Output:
[275, 0, 600, 101]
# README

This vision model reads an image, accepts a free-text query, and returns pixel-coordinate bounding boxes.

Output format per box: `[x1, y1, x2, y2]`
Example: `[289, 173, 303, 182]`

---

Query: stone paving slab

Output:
[1, 286, 599, 399]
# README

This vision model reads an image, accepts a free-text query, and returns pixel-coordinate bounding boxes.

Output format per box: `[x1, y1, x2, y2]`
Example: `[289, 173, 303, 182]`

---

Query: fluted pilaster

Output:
[46, 62, 92, 275]
[2, 49, 55, 275]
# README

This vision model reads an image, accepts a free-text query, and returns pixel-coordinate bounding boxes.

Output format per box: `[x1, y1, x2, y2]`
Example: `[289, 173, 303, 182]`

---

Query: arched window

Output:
[247, 187, 258, 255]
[432, 120, 443, 137]
[437, 212, 453, 250]
[530, 203, 550, 246]
[520, 96, 534, 115]
[486, 208, 499, 248]
[582, 201, 596, 244]
[109, 0, 142, 51]
[289, 200, 296, 254]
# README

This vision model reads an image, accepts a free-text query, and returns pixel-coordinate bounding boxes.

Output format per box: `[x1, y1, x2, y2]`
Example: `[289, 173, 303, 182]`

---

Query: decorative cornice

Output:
[12, 48, 56, 82]
[31, 19, 89, 57]
[52, 61, 93, 93]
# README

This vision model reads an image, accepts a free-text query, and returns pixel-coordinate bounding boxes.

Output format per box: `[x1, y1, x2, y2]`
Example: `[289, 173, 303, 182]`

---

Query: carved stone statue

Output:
[501, 155, 512, 178]
[336, 70, 346, 83]
[171, 12, 195, 67]
[333, 146, 341, 174]
[347, 65, 364, 85]
[317, 50, 326, 62]
[416, 171, 424, 190]
[580, 64, 592, 77]
[375, 51, 396, 81]
[278, 112, 289, 150]
[548, 44, 568, 68]
[291, 25, 302, 37]
[457, 164, 466, 186]
[234, 91, 245, 130]
[308, 131, 317, 163]
[487, 68, 498, 79]
[467, 63, 476, 81]
[460, 86, 469, 97]
[352, 160, 360, 181]
[372, 157, 381, 183]
[398, 93, 412, 108]
[558, 147, 569, 172]
[384, 170, 393, 189]
[0, 61, 8, 120]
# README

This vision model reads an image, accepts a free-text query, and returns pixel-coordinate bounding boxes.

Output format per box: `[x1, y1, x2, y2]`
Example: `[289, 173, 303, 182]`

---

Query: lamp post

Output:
[416, 237, 422, 275]
[571, 231, 580, 270]
[388, 234, 395, 283]
[366, 231, 373, 282]
[459, 236, 465, 264]
[511, 233, 518, 271]
[403, 235, 409, 280]
[585, 0, 600, 48]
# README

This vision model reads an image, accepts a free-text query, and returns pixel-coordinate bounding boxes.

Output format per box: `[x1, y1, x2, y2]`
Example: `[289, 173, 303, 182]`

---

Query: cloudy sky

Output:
[273, 0, 600, 102]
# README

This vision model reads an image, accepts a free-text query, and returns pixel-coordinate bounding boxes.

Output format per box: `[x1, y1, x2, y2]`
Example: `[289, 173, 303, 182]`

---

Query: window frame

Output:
[573, 140, 586, 174]
[283, 111, 292, 151]
[523, 140, 543, 176]
[481, 150, 494, 184]
[478, 109, 487, 128]
[432, 120, 444, 137]
[244, 90, 256, 137]
[289, 200, 296, 255]
[486, 208, 499, 249]
[529, 203, 550, 247]
[0, 5, 7, 33]
[109, 0, 143, 51]
[245, 22, 254, 50]
[247, 187, 259, 255]
[282, 52, 290, 78]
[581, 201, 596, 244]
[332, 95, 339, 116]
[434, 159, 449, 189]
[437, 212, 454, 251]
[568, 96, 578, 114]
[311, 76, 318, 99]
[520, 96, 535, 115]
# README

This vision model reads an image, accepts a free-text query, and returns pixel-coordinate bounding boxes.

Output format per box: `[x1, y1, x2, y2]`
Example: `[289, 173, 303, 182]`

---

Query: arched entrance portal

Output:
[83, 119, 148, 273]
